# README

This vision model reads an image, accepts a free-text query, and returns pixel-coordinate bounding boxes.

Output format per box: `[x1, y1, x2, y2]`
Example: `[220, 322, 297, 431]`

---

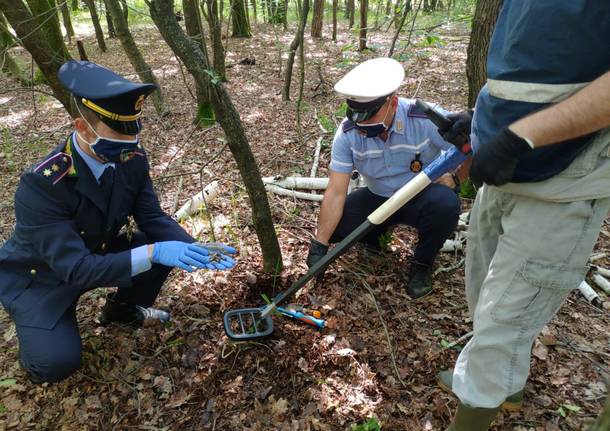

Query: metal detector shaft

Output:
[261, 146, 470, 318]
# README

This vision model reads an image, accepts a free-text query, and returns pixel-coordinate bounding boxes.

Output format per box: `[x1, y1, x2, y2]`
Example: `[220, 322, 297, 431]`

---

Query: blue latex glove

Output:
[151, 241, 233, 272]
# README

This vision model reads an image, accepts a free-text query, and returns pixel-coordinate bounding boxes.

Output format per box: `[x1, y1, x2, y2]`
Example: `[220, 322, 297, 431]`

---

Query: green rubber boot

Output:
[446, 401, 501, 431]
[438, 369, 523, 411]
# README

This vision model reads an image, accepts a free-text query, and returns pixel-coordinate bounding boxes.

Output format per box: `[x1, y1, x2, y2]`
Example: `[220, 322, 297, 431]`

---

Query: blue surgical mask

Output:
[76, 105, 142, 163]
[356, 102, 393, 138]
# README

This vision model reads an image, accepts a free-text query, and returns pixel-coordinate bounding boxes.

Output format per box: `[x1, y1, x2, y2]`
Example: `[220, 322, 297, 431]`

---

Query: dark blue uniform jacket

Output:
[0, 135, 193, 329]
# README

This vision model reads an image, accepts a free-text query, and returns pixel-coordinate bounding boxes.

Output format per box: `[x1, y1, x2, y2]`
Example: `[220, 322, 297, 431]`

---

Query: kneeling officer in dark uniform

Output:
[0, 61, 236, 384]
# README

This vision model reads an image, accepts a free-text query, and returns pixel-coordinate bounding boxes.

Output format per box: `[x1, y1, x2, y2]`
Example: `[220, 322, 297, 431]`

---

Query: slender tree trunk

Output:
[205, 0, 227, 80]
[0, 14, 27, 84]
[250, 0, 256, 23]
[359, 0, 368, 50]
[385, 0, 391, 17]
[0, 0, 73, 114]
[310, 0, 323, 38]
[106, 0, 168, 116]
[60, 0, 76, 43]
[183, 0, 215, 125]
[347, 0, 354, 28]
[231, 0, 251, 37]
[71, 0, 79, 10]
[282, 0, 309, 101]
[466, 0, 503, 107]
[388, 1, 408, 56]
[26, 0, 71, 59]
[104, 0, 117, 37]
[332, 0, 337, 41]
[83, 0, 107, 51]
[282, 0, 287, 29]
[148, 0, 283, 274]
[120, 0, 128, 21]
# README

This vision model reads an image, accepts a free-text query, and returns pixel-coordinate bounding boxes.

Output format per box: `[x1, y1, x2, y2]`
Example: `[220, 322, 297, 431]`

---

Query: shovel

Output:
[223, 100, 471, 341]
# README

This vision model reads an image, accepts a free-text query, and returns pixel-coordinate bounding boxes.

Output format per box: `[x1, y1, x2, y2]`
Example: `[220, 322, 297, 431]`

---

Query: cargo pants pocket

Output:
[491, 260, 584, 328]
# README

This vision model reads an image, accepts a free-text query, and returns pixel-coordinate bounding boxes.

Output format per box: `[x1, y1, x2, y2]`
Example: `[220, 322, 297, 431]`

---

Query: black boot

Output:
[406, 261, 433, 299]
[100, 294, 170, 328]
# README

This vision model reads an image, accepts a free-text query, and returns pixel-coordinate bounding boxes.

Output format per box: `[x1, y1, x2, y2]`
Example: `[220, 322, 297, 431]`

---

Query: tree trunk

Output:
[205, 0, 227, 80]
[83, 0, 107, 51]
[60, 0, 76, 43]
[359, 0, 368, 50]
[0, 14, 27, 84]
[466, 0, 503, 107]
[310, 0, 323, 38]
[120, 0, 128, 21]
[104, 0, 117, 37]
[347, 0, 354, 28]
[250, 0, 257, 23]
[71, 0, 79, 11]
[282, 0, 309, 101]
[26, 0, 71, 59]
[148, 0, 283, 274]
[231, 0, 251, 37]
[0, 0, 73, 114]
[332, 0, 337, 41]
[106, 0, 168, 116]
[183, 0, 215, 125]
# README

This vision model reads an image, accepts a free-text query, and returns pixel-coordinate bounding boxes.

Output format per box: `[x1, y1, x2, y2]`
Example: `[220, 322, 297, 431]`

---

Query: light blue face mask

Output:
[76, 103, 142, 163]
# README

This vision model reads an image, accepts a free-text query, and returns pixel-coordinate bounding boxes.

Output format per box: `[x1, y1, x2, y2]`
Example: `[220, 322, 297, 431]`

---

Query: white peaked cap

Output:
[334, 57, 405, 102]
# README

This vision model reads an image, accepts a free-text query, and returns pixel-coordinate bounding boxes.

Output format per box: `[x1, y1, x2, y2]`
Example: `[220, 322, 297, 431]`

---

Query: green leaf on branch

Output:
[0, 379, 16, 387]
[203, 69, 222, 85]
[351, 418, 381, 431]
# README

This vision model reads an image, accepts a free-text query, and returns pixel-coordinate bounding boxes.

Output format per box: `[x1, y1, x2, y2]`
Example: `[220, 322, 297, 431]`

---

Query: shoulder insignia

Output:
[33, 152, 73, 185]
[407, 103, 428, 119]
[342, 120, 357, 133]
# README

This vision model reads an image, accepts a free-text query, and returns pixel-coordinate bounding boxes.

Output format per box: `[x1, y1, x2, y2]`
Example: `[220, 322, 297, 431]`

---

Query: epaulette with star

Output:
[33, 152, 73, 185]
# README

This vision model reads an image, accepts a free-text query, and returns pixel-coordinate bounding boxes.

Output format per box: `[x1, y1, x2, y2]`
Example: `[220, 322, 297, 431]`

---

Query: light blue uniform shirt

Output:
[73, 133, 151, 276]
[330, 98, 452, 197]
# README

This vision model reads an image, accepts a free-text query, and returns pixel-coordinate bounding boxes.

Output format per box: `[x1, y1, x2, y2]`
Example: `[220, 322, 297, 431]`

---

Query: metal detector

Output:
[223, 100, 471, 341]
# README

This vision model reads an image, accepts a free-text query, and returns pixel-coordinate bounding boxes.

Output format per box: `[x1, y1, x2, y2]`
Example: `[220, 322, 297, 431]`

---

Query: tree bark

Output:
[0, 0, 73, 114]
[60, 0, 76, 43]
[106, 0, 168, 116]
[83, 0, 107, 51]
[204, 0, 227, 80]
[26, 0, 71, 59]
[183, 0, 215, 125]
[332, 0, 337, 41]
[466, 0, 503, 108]
[347, 0, 354, 28]
[359, 0, 368, 50]
[0, 14, 27, 84]
[310, 0, 323, 38]
[230, 0, 251, 37]
[104, 0, 117, 37]
[250, 0, 257, 23]
[71, 0, 79, 11]
[148, 0, 282, 274]
[120, 0, 128, 21]
[282, 0, 309, 101]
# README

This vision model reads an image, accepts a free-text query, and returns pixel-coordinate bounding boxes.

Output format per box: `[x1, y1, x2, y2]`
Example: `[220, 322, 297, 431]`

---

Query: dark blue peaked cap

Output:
[58, 60, 157, 135]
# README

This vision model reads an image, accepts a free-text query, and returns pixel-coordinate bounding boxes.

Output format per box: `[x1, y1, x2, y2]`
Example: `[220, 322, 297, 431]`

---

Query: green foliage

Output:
[416, 31, 445, 48]
[352, 418, 381, 431]
[316, 111, 336, 136]
[0, 379, 16, 387]
[0, 403, 5, 413]
[335, 102, 347, 120]
[459, 178, 477, 199]
[196, 102, 216, 127]
[557, 403, 581, 418]
[377, 231, 394, 250]
[204, 69, 223, 85]
[33, 68, 47, 85]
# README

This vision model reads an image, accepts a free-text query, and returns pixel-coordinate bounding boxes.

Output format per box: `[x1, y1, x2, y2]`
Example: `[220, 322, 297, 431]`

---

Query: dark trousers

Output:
[17, 232, 172, 383]
[330, 184, 461, 266]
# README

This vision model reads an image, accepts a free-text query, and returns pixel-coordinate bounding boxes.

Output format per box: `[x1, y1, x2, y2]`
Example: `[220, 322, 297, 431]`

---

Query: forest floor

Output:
[0, 16, 609, 431]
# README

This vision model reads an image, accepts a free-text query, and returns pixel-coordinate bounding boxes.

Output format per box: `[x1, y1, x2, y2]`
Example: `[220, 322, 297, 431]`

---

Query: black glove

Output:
[470, 127, 533, 187]
[440, 110, 473, 150]
[306, 239, 329, 268]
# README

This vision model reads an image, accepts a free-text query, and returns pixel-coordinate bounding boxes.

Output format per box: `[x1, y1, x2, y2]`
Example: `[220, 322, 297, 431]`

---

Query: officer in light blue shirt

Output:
[306, 58, 471, 299]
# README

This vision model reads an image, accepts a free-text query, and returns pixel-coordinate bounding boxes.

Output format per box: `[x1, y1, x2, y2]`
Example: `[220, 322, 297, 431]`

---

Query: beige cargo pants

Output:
[452, 183, 610, 408]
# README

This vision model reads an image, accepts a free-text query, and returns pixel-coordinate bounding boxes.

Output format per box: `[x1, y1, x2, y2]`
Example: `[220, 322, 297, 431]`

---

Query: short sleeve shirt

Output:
[330, 97, 452, 197]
